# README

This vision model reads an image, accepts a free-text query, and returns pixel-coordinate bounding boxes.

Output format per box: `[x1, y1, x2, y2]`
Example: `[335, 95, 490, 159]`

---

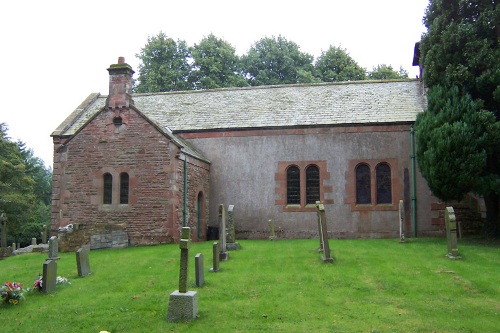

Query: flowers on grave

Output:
[32, 275, 71, 292]
[1, 281, 25, 305]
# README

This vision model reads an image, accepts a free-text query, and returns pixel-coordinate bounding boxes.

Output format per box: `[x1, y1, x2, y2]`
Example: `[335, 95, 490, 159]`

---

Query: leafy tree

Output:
[190, 34, 248, 89]
[416, 0, 500, 235]
[135, 32, 193, 93]
[368, 64, 408, 80]
[241, 35, 316, 86]
[314, 45, 366, 82]
[0, 123, 52, 245]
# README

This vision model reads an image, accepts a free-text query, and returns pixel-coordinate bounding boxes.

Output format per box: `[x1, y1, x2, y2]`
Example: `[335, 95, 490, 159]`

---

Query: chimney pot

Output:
[118, 57, 125, 64]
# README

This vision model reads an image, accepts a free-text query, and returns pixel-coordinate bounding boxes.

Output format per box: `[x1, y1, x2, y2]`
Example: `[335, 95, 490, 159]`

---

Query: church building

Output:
[51, 57, 441, 251]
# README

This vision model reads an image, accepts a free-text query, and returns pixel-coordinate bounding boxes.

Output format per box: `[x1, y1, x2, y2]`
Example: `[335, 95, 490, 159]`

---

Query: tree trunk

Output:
[483, 192, 500, 237]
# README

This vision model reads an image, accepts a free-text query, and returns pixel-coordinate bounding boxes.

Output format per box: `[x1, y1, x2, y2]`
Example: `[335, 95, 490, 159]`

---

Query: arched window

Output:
[355, 164, 371, 204]
[376, 163, 392, 204]
[306, 165, 320, 205]
[120, 172, 129, 204]
[286, 165, 301, 205]
[103, 173, 113, 204]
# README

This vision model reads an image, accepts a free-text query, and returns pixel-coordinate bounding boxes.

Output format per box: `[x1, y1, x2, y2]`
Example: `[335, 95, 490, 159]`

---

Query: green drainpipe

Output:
[183, 153, 188, 228]
[410, 125, 417, 237]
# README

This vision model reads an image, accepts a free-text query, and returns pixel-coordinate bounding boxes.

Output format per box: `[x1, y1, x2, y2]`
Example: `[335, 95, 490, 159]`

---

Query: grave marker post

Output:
[315, 201, 324, 252]
[1, 213, 7, 248]
[210, 242, 220, 272]
[195, 253, 204, 287]
[445, 207, 460, 258]
[268, 219, 276, 240]
[317, 203, 333, 263]
[399, 200, 405, 243]
[218, 204, 228, 260]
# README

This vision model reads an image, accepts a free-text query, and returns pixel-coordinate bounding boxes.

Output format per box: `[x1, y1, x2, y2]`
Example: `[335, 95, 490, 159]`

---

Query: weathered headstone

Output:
[167, 227, 198, 322]
[218, 204, 228, 261]
[268, 219, 276, 240]
[315, 201, 324, 252]
[445, 207, 460, 258]
[0, 213, 7, 248]
[195, 253, 204, 287]
[42, 259, 57, 293]
[31, 237, 37, 246]
[48, 236, 60, 260]
[76, 245, 91, 276]
[399, 200, 405, 243]
[210, 242, 220, 272]
[41, 224, 48, 244]
[226, 205, 240, 250]
[316, 202, 333, 263]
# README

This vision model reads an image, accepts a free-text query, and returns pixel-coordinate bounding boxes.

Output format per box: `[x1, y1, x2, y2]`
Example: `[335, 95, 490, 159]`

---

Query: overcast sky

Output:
[0, 0, 429, 167]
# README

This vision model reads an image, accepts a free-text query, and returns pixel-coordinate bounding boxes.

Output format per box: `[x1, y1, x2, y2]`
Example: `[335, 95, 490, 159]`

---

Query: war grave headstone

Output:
[48, 236, 60, 260]
[195, 253, 204, 287]
[399, 200, 405, 243]
[315, 201, 324, 252]
[76, 245, 91, 277]
[218, 204, 228, 261]
[226, 205, 241, 250]
[316, 202, 333, 263]
[210, 242, 220, 272]
[167, 227, 198, 322]
[268, 219, 277, 240]
[42, 259, 57, 293]
[0, 213, 11, 258]
[445, 207, 460, 259]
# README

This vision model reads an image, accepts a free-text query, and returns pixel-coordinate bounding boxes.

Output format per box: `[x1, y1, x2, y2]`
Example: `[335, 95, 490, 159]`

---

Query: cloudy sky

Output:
[0, 0, 429, 167]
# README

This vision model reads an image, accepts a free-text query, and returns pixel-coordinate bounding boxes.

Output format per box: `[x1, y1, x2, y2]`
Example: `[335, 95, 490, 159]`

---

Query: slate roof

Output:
[53, 79, 426, 138]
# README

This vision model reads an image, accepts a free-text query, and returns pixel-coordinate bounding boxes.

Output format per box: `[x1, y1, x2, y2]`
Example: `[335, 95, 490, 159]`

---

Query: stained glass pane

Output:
[306, 165, 320, 204]
[287, 166, 301, 205]
[356, 164, 371, 204]
[103, 173, 112, 204]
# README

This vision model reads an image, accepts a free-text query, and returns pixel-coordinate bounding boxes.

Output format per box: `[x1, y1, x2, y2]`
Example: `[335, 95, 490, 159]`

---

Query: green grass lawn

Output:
[1, 238, 499, 332]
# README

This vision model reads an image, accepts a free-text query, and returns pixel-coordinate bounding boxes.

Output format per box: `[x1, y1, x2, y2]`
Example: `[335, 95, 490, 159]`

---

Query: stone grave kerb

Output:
[399, 200, 405, 243]
[218, 204, 228, 261]
[318, 203, 333, 263]
[315, 201, 324, 252]
[445, 207, 460, 259]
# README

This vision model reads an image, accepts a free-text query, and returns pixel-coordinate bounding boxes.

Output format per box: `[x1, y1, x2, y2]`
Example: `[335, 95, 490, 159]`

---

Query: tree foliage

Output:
[241, 35, 316, 86]
[135, 32, 193, 93]
[368, 64, 408, 80]
[416, 0, 500, 235]
[190, 34, 248, 89]
[314, 45, 366, 82]
[0, 123, 52, 245]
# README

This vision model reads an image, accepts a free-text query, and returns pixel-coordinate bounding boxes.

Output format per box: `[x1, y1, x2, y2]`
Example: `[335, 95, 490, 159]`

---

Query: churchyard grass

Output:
[0, 238, 498, 332]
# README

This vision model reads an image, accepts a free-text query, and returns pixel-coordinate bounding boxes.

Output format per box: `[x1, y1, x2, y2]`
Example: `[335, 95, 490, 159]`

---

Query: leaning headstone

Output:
[48, 236, 60, 260]
[167, 227, 198, 322]
[315, 201, 324, 252]
[195, 253, 204, 287]
[210, 242, 220, 272]
[268, 219, 276, 240]
[0, 213, 7, 248]
[316, 202, 333, 263]
[226, 205, 240, 250]
[445, 207, 460, 259]
[76, 246, 91, 276]
[42, 259, 57, 293]
[218, 204, 228, 261]
[399, 200, 405, 243]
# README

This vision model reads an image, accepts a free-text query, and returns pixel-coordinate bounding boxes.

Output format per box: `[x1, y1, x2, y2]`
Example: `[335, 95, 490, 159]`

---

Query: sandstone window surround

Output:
[346, 159, 399, 211]
[99, 170, 134, 209]
[276, 161, 333, 212]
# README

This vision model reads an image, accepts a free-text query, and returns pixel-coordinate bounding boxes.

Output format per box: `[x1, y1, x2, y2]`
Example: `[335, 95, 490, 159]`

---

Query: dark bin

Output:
[207, 226, 219, 241]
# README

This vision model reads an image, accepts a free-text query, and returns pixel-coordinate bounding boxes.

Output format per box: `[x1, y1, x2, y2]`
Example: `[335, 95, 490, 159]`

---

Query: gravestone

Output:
[445, 207, 460, 258]
[48, 236, 60, 260]
[315, 201, 324, 252]
[167, 227, 198, 322]
[195, 253, 204, 287]
[399, 200, 405, 243]
[1, 213, 7, 248]
[226, 205, 240, 250]
[41, 224, 48, 244]
[268, 219, 276, 240]
[210, 242, 220, 272]
[31, 237, 37, 246]
[76, 246, 91, 276]
[42, 259, 57, 293]
[218, 204, 228, 261]
[316, 202, 333, 263]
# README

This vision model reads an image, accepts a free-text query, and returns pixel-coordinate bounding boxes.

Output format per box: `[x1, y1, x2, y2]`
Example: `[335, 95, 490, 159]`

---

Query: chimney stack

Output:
[106, 57, 135, 109]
